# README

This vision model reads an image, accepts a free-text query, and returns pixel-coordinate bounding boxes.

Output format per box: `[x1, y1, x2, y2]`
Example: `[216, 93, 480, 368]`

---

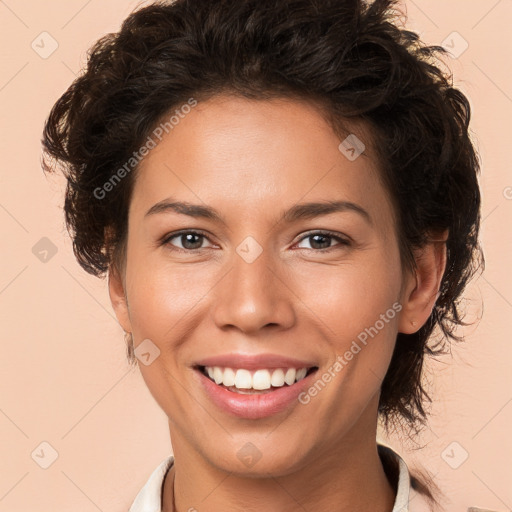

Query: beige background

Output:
[0, 0, 511, 510]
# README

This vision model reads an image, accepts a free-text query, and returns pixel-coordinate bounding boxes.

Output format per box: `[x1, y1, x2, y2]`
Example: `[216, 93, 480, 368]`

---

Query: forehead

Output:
[131, 95, 395, 233]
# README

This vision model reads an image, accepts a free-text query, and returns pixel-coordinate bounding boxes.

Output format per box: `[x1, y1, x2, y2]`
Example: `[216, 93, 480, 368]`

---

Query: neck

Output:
[163, 411, 396, 512]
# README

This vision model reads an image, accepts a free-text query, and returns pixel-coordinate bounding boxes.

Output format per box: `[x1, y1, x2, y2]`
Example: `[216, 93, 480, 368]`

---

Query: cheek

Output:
[291, 250, 402, 395]
[291, 252, 402, 334]
[122, 258, 213, 411]
[125, 251, 215, 342]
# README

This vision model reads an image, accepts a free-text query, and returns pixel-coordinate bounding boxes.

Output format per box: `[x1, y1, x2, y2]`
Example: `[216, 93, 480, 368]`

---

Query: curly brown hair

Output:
[42, 0, 483, 504]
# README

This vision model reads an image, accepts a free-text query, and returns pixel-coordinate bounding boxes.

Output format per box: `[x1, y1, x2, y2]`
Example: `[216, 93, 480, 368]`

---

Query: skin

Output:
[109, 95, 447, 512]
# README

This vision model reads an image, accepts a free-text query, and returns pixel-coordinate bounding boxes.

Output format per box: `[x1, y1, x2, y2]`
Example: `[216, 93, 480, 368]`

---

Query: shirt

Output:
[129, 442, 434, 512]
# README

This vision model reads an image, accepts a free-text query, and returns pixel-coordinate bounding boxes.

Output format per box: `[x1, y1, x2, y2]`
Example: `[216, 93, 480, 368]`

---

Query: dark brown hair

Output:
[42, 0, 483, 506]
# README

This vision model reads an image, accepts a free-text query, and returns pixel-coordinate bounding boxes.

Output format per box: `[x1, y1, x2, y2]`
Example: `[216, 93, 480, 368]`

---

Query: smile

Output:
[200, 366, 316, 394]
[193, 353, 319, 418]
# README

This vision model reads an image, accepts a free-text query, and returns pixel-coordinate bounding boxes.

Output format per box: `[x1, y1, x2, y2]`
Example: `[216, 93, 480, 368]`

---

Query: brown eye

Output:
[295, 231, 350, 251]
[163, 231, 213, 251]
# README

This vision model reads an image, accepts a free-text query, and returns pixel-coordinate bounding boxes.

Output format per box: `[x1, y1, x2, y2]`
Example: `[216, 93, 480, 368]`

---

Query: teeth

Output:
[284, 368, 296, 385]
[252, 369, 271, 390]
[213, 367, 223, 385]
[203, 366, 311, 390]
[234, 369, 252, 389]
[223, 367, 236, 387]
[296, 368, 307, 380]
[270, 369, 285, 387]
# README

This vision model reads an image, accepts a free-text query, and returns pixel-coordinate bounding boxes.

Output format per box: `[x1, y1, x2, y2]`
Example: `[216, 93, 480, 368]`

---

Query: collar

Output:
[129, 442, 429, 512]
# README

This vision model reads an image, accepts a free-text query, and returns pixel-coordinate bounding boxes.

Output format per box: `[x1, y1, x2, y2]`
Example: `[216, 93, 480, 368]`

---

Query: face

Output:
[110, 95, 420, 476]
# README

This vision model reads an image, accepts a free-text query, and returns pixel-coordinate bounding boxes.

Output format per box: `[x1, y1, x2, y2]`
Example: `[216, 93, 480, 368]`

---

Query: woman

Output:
[42, 0, 484, 510]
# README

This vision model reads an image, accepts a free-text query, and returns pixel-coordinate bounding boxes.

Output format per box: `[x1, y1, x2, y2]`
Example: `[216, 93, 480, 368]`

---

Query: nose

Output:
[212, 246, 296, 335]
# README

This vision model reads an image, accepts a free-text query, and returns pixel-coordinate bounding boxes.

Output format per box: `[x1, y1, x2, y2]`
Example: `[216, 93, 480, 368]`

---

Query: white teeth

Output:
[213, 367, 223, 385]
[295, 368, 307, 381]
[252, 369, 272, 390]
[270, 368, 285, 387]
[284, 368, 296, 385]
[223, 367, 236, 387]
[203, 366, 311, 390]
[234, 369, 252, 389]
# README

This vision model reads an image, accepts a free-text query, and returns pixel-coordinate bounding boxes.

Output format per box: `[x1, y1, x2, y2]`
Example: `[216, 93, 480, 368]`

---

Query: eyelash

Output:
[160, 229, 351, 253]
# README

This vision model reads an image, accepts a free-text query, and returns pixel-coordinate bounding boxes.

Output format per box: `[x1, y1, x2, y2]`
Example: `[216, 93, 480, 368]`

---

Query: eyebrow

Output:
[145, 198, 372, 226]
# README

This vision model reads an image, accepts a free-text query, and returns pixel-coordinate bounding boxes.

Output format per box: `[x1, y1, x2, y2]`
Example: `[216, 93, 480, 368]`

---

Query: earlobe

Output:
[398, 231, 448, 334]
[108, 264, 132, 333]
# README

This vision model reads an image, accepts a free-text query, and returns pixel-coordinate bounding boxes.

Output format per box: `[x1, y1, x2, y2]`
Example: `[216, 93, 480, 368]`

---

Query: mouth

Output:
[196, 365, 319, 394]
[192, 353, 320, 419]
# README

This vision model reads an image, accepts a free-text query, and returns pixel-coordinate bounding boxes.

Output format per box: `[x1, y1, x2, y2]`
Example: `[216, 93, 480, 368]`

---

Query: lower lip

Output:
[196, 369, 317, 420]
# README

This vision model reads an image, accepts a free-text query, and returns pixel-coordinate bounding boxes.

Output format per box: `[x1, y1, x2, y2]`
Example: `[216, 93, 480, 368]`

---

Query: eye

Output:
[162, 230, 215, 251]
[295, 231, 350, 251]
[161, 229, 350, 253]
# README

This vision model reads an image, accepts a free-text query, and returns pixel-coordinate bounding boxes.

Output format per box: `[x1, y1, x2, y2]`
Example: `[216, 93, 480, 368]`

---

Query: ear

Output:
[398, 230, 448, 334]
[108, 264, 132, 334]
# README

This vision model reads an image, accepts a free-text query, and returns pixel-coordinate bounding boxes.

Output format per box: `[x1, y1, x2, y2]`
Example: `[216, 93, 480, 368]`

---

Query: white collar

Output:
[129, 442, 430, 512]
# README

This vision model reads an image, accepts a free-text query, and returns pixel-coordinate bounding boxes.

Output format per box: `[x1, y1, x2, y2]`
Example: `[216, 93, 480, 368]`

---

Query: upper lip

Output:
[194, 353, 318, 370]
